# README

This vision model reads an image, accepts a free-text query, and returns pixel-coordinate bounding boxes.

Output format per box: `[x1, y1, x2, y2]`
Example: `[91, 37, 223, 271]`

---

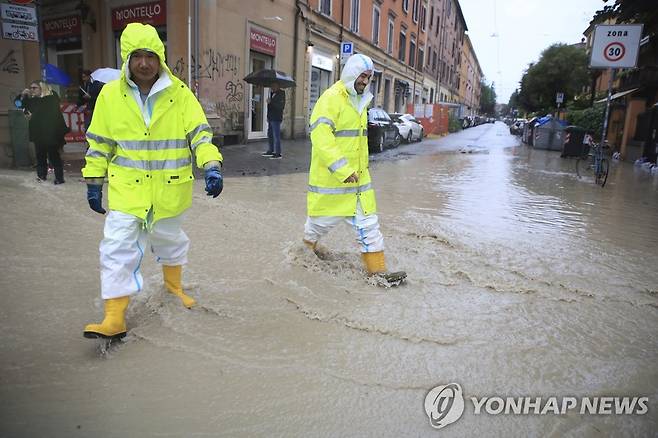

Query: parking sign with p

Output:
[340, 41, 353, 65]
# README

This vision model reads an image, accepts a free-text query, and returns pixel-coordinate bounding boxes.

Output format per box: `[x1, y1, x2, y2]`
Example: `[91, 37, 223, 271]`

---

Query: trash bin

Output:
[561, 125, 586, 157]
[8, 109, 31, 167]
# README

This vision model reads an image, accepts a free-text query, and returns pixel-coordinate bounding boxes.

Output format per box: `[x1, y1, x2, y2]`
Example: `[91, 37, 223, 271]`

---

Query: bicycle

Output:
[576, 140, 609, 187]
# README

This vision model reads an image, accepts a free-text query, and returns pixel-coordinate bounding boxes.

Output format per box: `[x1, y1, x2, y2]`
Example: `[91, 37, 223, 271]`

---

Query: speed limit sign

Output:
[590, 24, 643, 68]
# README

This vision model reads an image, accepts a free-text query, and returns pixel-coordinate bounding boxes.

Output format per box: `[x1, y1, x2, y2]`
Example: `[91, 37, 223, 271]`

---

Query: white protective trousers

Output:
[99, 210, 189, 299]
[303, 200, 385, 253]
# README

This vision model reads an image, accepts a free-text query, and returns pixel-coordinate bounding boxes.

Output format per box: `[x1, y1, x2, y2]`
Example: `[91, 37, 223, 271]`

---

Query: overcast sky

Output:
[459, 0, 606, 104]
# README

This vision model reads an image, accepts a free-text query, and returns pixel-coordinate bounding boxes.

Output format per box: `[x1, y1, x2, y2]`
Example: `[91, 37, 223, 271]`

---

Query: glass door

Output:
[248, 52, 272, 139]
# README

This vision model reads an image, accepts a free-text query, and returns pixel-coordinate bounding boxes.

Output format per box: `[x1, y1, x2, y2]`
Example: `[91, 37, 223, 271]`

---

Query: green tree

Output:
[507, 90, 520, 116]
[594, 0, 658, 37]
[517, 44, 590, 114]
[479, 81, 496, 115]
[566, 104, 606, 141]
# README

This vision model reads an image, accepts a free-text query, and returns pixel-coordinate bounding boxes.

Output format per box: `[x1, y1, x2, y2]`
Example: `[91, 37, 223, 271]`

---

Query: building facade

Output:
[458, 34, 482, 117]
[0, 0, 484, 167]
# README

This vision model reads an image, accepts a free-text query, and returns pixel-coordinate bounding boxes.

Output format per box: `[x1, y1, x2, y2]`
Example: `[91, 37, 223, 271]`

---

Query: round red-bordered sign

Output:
[604, 42, 626, 62]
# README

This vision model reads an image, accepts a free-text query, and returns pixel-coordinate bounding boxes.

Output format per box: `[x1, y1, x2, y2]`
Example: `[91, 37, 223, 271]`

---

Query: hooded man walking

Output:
[303, 54, 406, 285]
[82, 23, 224, 340]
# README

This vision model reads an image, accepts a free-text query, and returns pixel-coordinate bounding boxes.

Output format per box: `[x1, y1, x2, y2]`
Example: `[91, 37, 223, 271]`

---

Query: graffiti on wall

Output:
[171, 49, 240, 82]
[170, 49, 244, 132]
[0, 49, 20, 74]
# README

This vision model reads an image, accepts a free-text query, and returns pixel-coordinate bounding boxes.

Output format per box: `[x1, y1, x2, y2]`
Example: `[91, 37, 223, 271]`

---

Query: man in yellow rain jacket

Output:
[82, 23, 223, 340]
[304, 54, 406, 285]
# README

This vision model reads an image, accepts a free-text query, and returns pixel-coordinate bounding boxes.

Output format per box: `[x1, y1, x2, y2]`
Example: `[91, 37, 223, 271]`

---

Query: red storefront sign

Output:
[61, 103, 86, 143]
[43, 15, 80, 40]
[250, 29, 276, 56]
[111, 0, 166, 31]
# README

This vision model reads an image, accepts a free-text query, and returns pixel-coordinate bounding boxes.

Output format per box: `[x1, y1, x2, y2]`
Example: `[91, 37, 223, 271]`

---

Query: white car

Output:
[389, 113, 424, 142]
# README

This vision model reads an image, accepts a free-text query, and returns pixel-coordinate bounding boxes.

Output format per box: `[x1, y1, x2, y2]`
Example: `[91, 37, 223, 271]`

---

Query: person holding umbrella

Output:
[82, 23, 224, 340]
[262, 82, 285, 159]
[303, 54, 406, 286]
[243, 69, 294, 160]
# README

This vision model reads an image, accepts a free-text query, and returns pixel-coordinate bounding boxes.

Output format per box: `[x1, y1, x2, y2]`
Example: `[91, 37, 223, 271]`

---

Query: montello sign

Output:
[250, 28, 277, 56]
[43, 15, 80, 39]
[112, 0, 166, 31]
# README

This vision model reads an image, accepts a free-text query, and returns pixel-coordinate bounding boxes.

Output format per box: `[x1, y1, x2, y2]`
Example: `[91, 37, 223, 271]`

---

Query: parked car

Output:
[367, 108, 400, 153]
[389, 113, 424, 142]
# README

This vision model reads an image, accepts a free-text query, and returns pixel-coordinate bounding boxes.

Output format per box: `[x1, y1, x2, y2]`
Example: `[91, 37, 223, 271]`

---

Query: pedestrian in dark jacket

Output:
[262, 83, 285, 159]
[78, 70, 104, 130]
[20, 81, 69, 184]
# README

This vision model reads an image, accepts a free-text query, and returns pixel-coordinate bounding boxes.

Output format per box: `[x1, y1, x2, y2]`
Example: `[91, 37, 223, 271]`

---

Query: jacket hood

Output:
[120, 23, 165, 63]
[119, 23, 173, 80]
[340, 54, 374, 96]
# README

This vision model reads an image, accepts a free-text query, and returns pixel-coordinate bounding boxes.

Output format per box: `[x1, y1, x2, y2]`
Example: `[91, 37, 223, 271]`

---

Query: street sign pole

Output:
[600, 68, 616, 146]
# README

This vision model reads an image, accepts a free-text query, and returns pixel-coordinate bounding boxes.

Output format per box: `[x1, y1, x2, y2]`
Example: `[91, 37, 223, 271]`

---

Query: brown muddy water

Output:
[0, 123, 656, 437]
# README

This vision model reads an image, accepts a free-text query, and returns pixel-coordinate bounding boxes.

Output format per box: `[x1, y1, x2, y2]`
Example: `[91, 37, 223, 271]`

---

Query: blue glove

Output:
[204, 167, 223, 198]
[86, 184, 106, 214]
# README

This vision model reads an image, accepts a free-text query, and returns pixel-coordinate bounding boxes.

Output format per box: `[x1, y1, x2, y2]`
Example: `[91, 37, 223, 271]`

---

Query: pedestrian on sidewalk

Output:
[19, 81, 68, 184]
[302, 54, 406, 285]
[262, 83, 285, 159]
[82, 23, 224, 341]
[77, 69, 104, 131]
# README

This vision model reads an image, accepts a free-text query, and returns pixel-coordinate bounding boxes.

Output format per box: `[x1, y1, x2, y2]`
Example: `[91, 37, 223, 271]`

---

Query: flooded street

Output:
[1, 123, 657, 437]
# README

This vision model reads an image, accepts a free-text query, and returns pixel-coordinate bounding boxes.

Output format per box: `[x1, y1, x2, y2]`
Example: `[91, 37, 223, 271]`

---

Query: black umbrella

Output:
[243, 69, 296, 88]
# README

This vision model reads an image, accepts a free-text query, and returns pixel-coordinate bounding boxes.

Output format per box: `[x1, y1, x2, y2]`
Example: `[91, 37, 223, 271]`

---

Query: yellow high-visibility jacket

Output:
[308, 80, 376, 216]
[82, 23, 222, 223]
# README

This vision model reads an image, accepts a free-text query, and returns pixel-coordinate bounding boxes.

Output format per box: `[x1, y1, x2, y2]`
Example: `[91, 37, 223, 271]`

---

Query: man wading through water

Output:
[303, 54, 406, 286]
[82, 23, 224, 340]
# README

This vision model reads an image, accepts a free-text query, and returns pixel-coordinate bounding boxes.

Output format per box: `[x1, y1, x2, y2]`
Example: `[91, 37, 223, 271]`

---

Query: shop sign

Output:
[1, 3, 37, 24]
[2, 21, 37, 41]
[112, 0, 166, 31]
[250, 28, 276, 56]
[42, 15, 81, 40]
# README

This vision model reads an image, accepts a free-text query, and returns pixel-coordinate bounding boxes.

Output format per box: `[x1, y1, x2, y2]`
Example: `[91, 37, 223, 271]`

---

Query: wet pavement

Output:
[1, 122, 657, 437]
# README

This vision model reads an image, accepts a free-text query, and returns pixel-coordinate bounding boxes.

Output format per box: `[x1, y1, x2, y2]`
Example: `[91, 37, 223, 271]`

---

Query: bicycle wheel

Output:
[596, 158, 609, 187]
[576, 156, 592, 179]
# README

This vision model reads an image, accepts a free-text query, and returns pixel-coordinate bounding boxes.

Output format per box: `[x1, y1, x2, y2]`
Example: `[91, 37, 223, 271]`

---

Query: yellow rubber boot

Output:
[84, 296, 130, 339]
[362, 251, 387, 274]
[362, 251, 407, 286]
[303, 239, 331, 260]
[163, 265, 196, 308]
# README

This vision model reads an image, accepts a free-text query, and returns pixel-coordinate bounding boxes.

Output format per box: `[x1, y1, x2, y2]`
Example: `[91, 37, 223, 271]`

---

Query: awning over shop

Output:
[595, 87, 639, 103]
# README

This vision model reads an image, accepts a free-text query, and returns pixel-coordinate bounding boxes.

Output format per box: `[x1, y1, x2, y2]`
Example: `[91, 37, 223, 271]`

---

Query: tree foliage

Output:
[593, 0, 658, 37]
[566, 104, 606, 141]
[479, 81, 496, 115]
[517, 44, 589, 115]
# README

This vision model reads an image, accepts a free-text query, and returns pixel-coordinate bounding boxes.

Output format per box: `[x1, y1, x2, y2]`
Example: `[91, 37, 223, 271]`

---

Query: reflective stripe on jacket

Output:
[82, 23, 222, 223]
[307, 81, 376, 216]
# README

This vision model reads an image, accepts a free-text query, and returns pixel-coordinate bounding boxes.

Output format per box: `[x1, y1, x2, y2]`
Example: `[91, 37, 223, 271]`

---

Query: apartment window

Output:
[319, 0, 331, 15]
[409, 36, 416, 67]
[418, 46, 424, 70]
[398, 29, 406, 62]
[421, 5, 427, 31]
[432, 50, 437, 71]
[402, 0, 409, 14]
[372, 7, 380, 45]
[435, 15, 439, 36]
[350, 0, 360, 33]
[387, 18, 394, 54]
[447, 0, 452, 17]
[412, 0, 419, 23]
[429, 6, 434, 29]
